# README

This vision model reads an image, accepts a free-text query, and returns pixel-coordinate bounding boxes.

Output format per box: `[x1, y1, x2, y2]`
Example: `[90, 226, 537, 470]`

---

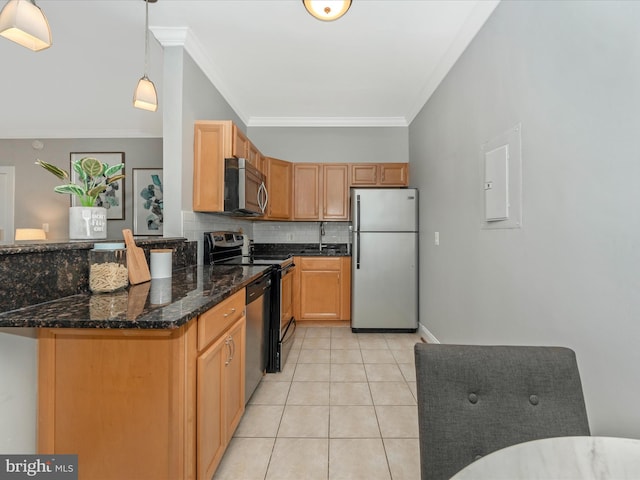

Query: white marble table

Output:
[451, 436, 640, 479]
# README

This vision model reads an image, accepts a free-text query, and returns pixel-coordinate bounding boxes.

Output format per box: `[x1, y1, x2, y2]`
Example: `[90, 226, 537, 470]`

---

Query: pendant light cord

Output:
[143, 0, 149, 77]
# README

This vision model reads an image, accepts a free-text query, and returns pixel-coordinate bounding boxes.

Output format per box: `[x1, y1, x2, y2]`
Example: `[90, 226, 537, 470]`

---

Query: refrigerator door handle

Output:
[355, 194, 361, 232]
[355, 231, 361, 269]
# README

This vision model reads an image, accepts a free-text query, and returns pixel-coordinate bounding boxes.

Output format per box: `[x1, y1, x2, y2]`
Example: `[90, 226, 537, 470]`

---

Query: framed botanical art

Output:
[70, 152, 125, 220]
[133, 168, 163, 236]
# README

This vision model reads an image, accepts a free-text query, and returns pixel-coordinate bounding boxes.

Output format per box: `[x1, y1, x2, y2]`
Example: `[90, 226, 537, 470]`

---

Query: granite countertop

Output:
[253, 243, 351, 257]
[0, 237, 189, 255]
[0, 264, 270, 329]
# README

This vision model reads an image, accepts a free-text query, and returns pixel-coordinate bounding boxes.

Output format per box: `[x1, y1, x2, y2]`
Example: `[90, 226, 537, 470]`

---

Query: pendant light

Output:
[303, 0, 351, 22]
[0, 0, 51, 51]
[133, 0, 158, 112]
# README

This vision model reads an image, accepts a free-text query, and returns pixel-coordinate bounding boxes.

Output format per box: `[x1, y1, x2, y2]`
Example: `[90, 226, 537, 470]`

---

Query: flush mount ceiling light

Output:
[303, 0, 352, 21]
[0, 0, 51, 51]
[133, 0, 158, 112]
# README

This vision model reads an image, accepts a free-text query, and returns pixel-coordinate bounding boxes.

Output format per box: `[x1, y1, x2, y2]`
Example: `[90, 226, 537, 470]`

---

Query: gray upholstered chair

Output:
[414, 344, 590, 480]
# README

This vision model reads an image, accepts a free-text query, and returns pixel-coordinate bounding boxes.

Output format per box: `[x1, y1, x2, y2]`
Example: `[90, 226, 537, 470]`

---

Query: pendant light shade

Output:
[0, 0, 51, 51]
[133, 75, 158, 112]
[303, 0, 351, 21]
[133, 0, 158, 112]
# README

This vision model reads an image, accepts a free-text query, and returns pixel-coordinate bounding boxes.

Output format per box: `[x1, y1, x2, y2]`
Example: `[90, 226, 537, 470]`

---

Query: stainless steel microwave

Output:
[224, 158, 267, 216]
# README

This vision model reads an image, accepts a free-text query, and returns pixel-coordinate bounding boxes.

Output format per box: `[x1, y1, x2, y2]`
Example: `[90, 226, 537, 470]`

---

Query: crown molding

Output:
[247, 117, 409, 128]
[150, 26, 250, 125]
[0, 129, 161, 139]
[405, 0, 500, 123]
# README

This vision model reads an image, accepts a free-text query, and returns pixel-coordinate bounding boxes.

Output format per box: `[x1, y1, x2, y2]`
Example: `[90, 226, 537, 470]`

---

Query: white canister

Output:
[150, 277, 172, 305]
[150, 249, 172, 279]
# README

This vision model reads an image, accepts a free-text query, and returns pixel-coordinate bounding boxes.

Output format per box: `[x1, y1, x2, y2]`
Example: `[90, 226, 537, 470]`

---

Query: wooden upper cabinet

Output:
[293, 163, 350, 221]
[323, 164, 349, 220]
[266, 157, 293, 220]
[247, 142, 262, 171]
[350, 164, 379, 186]
[380, 163, 409, 185]
[350, 163, 409, 187]
[293, 164, 322, 220]
[231, 124, 249, 159]
[194, 121, 233, 212]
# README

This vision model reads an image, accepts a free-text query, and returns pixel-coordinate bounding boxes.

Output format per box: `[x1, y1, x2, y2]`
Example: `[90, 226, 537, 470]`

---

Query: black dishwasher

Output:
[245, 272, 271, 403]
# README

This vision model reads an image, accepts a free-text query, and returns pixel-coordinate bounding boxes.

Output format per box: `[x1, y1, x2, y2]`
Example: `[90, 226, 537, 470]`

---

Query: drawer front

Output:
[299, 256, 342, 271]
[198, 289, 245, 351]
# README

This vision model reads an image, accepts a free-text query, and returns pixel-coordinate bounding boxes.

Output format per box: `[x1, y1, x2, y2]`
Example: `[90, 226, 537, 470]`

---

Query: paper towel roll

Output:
[150, 249, 172, 279]
[241, 235, 251, 256]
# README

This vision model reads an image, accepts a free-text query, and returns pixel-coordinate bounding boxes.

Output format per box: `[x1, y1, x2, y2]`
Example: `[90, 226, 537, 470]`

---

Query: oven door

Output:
[266, 261, 296, 373]
[278, 262, 296, 371]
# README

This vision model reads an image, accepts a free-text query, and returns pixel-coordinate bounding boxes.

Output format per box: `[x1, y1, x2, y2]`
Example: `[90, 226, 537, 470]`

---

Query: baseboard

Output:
[419, 323, 440, 344]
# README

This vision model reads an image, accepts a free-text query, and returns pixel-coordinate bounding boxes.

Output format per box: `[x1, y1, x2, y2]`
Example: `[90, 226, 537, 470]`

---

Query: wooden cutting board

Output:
[126, 281, 151, 320]
[122, 229, 151, 285]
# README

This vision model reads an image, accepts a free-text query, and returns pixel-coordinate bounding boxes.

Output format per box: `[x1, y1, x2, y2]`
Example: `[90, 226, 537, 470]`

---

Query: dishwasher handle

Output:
[246, 274, 271, 305]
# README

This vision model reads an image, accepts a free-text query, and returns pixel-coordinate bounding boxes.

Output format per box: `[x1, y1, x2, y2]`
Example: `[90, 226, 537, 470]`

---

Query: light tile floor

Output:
[213, 324, 423, 480]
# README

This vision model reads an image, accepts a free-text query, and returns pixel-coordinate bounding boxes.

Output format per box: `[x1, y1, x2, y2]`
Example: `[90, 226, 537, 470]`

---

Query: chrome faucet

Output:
[319, 221, 326, 251]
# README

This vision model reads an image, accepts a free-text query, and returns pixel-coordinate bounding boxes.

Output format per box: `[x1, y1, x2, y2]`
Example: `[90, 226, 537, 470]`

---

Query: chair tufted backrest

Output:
[414, 344, 590, 480]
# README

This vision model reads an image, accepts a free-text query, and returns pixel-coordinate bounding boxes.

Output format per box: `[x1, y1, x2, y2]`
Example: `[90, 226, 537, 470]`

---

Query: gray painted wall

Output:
[409, 1, 640, 437]
[248, 126, 408, 164]
[0, 138, 162, 241]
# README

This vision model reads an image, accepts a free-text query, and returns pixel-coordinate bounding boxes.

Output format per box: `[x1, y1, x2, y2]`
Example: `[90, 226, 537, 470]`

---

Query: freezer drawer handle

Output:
[355, 232, 360, 269]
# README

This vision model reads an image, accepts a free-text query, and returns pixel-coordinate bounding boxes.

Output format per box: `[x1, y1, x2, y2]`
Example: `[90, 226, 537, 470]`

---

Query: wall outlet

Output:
[434, 231, 439, 246]
[42, 223, 49, 233]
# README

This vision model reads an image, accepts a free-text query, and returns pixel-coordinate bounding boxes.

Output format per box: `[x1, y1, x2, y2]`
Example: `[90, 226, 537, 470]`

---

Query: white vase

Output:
[69, 206, 108, 240]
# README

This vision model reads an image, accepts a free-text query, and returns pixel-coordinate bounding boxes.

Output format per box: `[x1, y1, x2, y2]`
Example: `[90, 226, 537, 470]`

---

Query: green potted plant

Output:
[36, 157, 125, 239]
[36, 157, 125, 207]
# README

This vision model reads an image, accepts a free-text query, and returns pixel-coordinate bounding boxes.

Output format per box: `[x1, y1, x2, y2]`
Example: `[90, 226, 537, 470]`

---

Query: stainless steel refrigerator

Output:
[351, 188, 418, 332]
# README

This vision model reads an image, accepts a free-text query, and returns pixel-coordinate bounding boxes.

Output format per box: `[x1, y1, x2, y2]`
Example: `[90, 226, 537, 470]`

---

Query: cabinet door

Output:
[350, 164, 378, 186]
[197, 334, 226, 480]
[232, 124, 249, 159]
[266, 157, 293, 220]
[380, 163, 408, 186]
[247, 142, 260, 169]
[323, 164, 349, 220]
[298, 257, 342, 320]
[197, 316, 245, 480]
[293, 164, 321, 220]
[224, 317, 246, 442]
[193, 121, 232, 212]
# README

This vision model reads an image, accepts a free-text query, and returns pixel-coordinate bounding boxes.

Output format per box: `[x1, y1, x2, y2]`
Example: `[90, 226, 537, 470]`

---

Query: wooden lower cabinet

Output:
[38, 289, 247, 480]
[197, 316, 245, 480]
[294, 256, 351, 321]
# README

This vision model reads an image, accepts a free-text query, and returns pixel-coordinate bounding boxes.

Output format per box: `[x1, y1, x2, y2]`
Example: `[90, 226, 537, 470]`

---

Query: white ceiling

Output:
[0, 0, 499, 138]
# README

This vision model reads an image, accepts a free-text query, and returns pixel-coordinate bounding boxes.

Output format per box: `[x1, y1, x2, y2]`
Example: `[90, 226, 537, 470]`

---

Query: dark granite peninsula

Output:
[0, 237, 197, 313]
[0, 263, 269, 328]
[0, 239, 270, 480]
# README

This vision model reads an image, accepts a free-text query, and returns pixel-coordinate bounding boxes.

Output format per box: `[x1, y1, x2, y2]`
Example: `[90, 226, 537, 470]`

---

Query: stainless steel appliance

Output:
[204, 231, 296, 379]
[245, 272, 271, 400]
[224, 158, 268, 216]
[351, 188, 419, 332]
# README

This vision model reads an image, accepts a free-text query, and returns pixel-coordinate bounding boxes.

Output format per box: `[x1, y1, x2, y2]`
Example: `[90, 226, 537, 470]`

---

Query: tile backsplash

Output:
[182, 211, 352, 264]
[253, 221, 351, 244]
